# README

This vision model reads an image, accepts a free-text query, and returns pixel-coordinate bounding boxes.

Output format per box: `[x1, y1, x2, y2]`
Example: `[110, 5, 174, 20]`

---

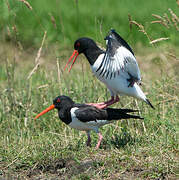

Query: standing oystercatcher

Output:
[35, 95, 143, 149]
[64, 29, 154, 109]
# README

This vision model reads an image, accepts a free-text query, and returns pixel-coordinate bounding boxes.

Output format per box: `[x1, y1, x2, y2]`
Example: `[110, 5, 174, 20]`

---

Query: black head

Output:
[64, 37, 104, 71]
[74, 37, 97, 54]
[53, 95, 75, 110]
[34, 95, 75, 120]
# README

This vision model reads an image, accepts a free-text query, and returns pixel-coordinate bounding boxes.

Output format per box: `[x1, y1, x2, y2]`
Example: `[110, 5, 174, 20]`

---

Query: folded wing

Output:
[74, 105, 143, 122]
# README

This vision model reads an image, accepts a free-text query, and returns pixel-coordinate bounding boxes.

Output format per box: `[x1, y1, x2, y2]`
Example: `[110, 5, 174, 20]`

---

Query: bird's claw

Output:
[87, 103, 107, 109]
[127, 79, 135, 87]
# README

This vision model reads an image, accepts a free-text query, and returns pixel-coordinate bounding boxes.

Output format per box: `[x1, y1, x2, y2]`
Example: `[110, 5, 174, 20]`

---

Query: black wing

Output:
[74, 104, 108, 122]
[106, 29, 134, 55]
[74, 104, 143, 122]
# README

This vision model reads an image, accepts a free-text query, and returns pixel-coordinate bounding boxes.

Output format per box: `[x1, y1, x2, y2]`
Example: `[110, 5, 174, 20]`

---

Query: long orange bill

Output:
[34, 104, 55, 120]
[64, 50, 79, 72]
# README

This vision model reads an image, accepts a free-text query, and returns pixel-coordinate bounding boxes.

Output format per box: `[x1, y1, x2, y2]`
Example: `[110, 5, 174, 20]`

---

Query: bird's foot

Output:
[127, 78, 135, 87]
[86, 132, 91, 147]
[104, 96, 119, 106]
[87, 102, 107, 109]
[88, 96, 119, 109]
[127, 73, 139, 87]
[96, 133, 103, 149]
[86, 141, 91, 147]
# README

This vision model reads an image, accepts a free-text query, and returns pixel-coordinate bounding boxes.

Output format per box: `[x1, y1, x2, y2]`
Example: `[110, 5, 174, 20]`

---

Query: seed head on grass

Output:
[49, 13, 57, 29]
[18, 0, 33, 10]
[150, 38, 170, 45]
[152, 9, 179, 31]
[128, 14, 152, 43]
[168, 8, 179, 23]
[164, 13, 172, 26]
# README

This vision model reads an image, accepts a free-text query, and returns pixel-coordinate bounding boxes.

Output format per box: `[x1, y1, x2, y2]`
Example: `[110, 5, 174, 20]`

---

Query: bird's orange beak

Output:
[34, 104, 55, 120]
[64, 50, 79, 72]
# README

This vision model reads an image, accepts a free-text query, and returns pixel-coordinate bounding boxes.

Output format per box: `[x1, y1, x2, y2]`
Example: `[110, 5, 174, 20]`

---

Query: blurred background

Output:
[0, 0, 178, 47]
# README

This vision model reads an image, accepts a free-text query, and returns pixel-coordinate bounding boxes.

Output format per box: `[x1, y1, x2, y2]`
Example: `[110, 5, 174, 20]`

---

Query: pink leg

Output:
[104, 95, 119, 106]
[86, 132, 91, 147]
[96, 132, 103, 149]
[88, 96, 119, 109]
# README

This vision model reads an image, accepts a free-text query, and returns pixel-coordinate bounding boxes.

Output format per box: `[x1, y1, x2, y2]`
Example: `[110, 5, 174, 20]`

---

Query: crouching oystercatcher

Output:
[64, 29, 154, 109]
[35, 95, 143, 149]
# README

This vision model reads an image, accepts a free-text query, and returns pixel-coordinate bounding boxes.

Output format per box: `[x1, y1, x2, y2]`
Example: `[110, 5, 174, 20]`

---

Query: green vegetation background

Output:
[0, 0, 178, 47]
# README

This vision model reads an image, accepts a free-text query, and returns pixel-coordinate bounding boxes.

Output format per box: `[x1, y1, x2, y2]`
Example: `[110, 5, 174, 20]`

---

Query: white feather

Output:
[91, 51, 147, 102]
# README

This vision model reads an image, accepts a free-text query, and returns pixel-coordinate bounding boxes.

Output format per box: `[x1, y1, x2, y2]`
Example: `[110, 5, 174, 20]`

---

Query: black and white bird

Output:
[35, 95, 143, 149]
[64, 29, 154, 109]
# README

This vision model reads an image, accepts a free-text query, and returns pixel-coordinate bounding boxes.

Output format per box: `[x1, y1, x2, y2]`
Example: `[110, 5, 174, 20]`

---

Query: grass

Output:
[0, 41, 178, 179]
[0, 0, 179, 179]
[0, 0, 179, 47]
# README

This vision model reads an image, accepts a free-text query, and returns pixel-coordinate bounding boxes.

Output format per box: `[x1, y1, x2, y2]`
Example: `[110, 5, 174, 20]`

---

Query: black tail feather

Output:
[106, 108, 143, 121]
[106, 108, 139, 113]
[146, 99, 155, 109]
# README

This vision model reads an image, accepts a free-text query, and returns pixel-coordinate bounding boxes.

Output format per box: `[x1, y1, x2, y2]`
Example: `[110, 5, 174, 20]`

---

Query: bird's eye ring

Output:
[57, 98, 60, 103]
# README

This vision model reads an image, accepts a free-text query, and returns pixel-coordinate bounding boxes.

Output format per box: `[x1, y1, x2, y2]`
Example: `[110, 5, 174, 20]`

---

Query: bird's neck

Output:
[83, 47, 104, 65]
[58, 106, 73, 125]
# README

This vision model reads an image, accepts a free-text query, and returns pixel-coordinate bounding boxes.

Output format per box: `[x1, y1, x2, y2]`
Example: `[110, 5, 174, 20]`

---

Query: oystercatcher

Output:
[64, 29, 154, 109]
[35, 95, 143, 149]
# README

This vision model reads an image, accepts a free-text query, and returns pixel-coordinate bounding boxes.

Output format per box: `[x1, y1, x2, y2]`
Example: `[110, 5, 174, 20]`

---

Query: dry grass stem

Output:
[27, 62, 40, 79]
[151, 20, 169, 28]
[150, 37, 169, 44]
[6, 0, 11, 11]
[152, 14, 164, 21]
[167, 53, 179, 61]
[49, 13, 57, 29]
[18, 0, 33, 10]
[151, 20, 162, 24]
[56, 58, 63, 94]
[128, 14, 133, 31]
[151, 14, 168, 28]
[6, 26, 11, 37]
[56, 58, 61, 84]
[171, 18, 179, 31]
[27, 31, 47, 79]
[35, 31, 47, 64]
[37, 84, 49, 89]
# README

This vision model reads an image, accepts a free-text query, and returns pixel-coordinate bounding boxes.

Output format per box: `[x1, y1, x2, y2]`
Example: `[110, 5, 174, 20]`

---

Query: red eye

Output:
[76, 42, 80, 47]
[57, 98, 60, 103]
